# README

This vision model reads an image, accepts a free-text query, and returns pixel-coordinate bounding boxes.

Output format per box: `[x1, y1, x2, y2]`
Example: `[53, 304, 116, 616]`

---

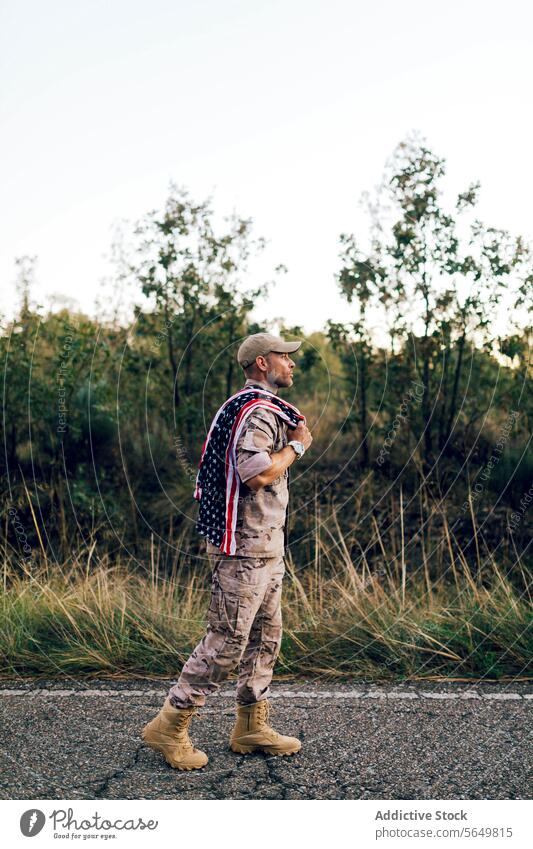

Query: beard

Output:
[266, 368, 291, 388]
[265, 369, 280, 388]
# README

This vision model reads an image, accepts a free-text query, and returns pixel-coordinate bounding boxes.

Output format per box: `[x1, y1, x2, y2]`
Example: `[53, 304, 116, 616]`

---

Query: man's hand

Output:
[288, 421, 313, 451]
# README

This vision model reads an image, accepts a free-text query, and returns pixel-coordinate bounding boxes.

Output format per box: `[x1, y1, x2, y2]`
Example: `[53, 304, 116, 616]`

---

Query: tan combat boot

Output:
[141, 697, 208, 770]
[230, 699, 301, 756]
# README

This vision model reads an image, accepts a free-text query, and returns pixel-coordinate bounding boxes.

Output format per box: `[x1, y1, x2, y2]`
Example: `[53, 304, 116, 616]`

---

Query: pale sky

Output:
[1, 0, 532, 334]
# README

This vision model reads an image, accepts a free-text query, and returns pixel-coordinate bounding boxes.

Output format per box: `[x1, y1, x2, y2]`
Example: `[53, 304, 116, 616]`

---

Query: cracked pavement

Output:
[0, 679, 532, 799]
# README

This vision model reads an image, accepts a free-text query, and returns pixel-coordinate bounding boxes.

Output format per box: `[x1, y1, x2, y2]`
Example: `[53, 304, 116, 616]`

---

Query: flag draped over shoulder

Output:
[194, 387, 305, 555]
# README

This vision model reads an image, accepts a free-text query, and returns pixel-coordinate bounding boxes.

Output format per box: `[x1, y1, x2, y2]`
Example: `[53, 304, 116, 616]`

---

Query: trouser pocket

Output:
[207, 559, 268, 639]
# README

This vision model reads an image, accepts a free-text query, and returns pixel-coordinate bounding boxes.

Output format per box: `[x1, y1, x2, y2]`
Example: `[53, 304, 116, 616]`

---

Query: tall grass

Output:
[1, 527, 531, 682]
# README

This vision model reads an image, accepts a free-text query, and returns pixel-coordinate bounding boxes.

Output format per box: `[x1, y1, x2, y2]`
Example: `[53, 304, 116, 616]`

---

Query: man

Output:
[141, 332, 313, 770]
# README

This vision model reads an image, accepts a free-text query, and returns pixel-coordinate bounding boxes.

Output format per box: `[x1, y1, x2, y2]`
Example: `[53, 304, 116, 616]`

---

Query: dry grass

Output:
[1, 532, 531, 682]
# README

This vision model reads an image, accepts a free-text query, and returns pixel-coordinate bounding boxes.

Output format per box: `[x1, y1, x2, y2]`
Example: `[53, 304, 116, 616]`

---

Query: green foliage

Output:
[331, 132, 533, 469]
[1, 152, 532, 571]
[1, 554, 530, 680]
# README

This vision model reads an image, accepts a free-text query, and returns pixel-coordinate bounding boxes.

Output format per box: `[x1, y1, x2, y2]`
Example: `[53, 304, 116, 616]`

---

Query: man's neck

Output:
[243, 377, 279, 395]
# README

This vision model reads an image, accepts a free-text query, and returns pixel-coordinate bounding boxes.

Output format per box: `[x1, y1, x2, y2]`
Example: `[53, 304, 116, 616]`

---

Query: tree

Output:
[123, 184, 270, 443]
[333, 133, 533, 466]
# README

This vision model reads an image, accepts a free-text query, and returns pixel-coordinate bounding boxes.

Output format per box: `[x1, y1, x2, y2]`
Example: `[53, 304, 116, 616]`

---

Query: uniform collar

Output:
[243, 377, 279, 395]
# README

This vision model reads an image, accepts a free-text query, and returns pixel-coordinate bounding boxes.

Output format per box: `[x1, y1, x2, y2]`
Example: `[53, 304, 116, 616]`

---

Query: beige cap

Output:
[237, 332, 302, 368]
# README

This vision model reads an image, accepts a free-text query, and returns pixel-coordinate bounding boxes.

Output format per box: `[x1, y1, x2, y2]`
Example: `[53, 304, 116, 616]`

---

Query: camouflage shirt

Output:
[206, 378, 290, 558]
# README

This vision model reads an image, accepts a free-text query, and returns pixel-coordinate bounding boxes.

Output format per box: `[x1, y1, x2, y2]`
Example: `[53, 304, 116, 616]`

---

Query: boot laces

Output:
[174, 713, 193, 730]
[256, 699, 271, 727]
[173, 709, 203, 751]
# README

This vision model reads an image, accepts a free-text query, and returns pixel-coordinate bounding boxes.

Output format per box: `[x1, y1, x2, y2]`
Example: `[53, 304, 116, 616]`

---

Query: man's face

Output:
[264, 350, 296, 387]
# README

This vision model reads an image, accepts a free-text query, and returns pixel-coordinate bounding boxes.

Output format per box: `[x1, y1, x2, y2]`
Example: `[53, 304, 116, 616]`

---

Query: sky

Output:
[1, 0, 533, 334]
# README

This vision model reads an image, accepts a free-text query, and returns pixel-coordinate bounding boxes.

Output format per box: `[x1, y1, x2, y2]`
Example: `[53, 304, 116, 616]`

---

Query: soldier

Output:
[141, 332, 313, 770]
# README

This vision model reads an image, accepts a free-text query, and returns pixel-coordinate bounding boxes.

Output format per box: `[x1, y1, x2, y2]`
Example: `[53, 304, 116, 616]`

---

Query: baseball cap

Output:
[237, 332, 302, 368]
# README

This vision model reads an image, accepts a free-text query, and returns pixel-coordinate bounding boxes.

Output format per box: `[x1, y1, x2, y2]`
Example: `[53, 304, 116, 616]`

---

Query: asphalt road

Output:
[1, 679, 531, 800]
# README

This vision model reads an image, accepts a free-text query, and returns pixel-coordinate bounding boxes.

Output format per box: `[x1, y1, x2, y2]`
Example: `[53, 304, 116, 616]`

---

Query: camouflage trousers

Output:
[168, 553, 285, 708]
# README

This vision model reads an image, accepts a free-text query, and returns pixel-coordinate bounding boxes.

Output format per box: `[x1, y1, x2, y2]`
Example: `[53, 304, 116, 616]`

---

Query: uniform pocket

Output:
[208, 562, 266, 638]
[207, 573, 243, 635]
[217, 557, 269, 590]
[219, 590, 242, 636]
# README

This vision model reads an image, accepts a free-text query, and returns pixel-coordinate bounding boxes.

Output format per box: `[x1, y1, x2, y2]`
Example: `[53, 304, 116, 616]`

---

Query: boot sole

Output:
[230, 742, 301, 756]
[141, 731, 208, 770]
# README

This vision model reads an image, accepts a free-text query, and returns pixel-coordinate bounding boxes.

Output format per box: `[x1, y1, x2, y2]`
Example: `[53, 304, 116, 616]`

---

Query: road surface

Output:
[1, 679, 531, 800]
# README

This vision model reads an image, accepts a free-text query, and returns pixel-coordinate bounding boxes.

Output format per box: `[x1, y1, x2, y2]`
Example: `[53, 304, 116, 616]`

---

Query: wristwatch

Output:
[288, 440, 305, 459]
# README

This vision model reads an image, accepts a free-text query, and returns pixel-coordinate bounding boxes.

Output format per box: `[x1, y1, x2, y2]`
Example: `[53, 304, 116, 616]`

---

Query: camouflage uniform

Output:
[168, 378, 290, 708]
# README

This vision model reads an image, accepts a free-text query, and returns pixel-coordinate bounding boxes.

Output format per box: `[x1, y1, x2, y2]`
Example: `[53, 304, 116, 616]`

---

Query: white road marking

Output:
[0, 688, 529, 700]
[422, 692, 460, 699]
[481, 692, 522, 699]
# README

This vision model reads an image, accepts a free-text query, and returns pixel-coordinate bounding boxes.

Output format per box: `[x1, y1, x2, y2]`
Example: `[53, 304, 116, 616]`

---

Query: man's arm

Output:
[244, 421, 313, 492]
[235, 409, 277, 487]
[244, 445, 298, 491]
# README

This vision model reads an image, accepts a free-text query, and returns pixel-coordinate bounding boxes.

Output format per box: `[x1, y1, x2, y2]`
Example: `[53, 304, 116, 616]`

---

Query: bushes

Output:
[2, 544, 530, 681]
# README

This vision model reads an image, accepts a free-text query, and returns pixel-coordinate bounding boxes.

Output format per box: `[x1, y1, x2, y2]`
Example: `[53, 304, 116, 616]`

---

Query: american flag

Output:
[194, 386, 305, 555]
